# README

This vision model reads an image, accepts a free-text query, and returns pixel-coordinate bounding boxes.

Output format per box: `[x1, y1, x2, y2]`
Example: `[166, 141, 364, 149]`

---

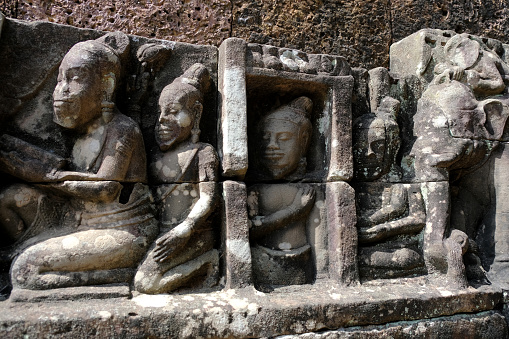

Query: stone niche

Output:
[0, 13, 509, 339]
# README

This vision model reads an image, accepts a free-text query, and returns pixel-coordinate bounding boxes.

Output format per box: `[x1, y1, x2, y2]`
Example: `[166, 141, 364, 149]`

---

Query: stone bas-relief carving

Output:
[0, 32, 158, 290]
[3, 14, 509, 338]
[247, 97, 316, 286]
[353, 97, 426, 280]
[403, 32, 509, 288]
[134, 63, 220, 294]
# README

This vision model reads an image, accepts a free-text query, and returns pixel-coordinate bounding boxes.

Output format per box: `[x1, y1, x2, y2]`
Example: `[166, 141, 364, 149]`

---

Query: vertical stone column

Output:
[326, 181, 359, 286]
[327, 76, 354, 182]
[218, 38, 248, 179]
[222, 180, 253, 289]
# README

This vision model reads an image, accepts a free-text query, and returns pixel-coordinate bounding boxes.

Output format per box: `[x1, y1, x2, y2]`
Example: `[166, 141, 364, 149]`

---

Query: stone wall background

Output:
[1, 0, 509, 70]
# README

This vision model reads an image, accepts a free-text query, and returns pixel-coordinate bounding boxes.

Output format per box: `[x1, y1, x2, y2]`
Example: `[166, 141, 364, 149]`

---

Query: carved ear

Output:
[301, 131, 310, 152]
[483, 99, 508, 140]
[193, 100, 203, 116]
[102, 72, 116, 101]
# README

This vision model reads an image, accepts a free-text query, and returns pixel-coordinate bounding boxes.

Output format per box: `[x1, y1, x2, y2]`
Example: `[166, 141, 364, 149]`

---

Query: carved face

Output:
[156, 94, 194, 151]
[53, 49, 103, 129]
[259, 113, 306, 179]
[353, 118, 392, 181]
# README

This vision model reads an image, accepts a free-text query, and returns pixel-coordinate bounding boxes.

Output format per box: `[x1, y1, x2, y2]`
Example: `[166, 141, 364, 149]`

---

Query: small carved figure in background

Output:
[134, 63, 220, 294]
[433, 33, 509, 99]
[248, 97, 316, 286]
[353, 97, 426, 279]
[0, 32, 158, 290]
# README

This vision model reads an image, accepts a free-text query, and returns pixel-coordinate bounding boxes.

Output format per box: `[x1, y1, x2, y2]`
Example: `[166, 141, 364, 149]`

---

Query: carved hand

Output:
[292, 186, 316, 210]
[449, 66, 466, 81]
[153, 221, 193, 263]
[359, 223, 389, 242]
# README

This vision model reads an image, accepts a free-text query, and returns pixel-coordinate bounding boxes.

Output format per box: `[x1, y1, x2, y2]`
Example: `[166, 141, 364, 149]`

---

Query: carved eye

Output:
[262, 132, 271, 140]
[277, 132, 293, 141]
[369, 140, 385, 153]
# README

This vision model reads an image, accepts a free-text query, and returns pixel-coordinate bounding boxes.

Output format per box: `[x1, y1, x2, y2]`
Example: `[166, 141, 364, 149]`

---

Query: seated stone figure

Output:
[248, 96, 316, 286]
[134, 63, 220, 294]
[433, 33, 509, 100]
[353, 97, 426, 279]
[0, 32, 158, 290]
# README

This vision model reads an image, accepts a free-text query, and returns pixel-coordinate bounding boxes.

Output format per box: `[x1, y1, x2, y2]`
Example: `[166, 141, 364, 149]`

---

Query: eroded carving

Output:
[134, 63, 220, 294]
[0, 32, 158, 290]
[402, 32, 509, 288]
[353, 97, 426, 279]
[248, 97, 316, 286]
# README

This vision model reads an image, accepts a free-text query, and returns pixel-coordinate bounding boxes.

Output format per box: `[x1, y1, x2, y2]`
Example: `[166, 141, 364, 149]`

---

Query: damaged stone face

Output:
[0, 31, 158, 291]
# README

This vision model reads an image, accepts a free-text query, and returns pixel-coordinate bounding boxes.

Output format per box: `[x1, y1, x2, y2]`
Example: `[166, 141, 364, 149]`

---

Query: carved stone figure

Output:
[248, 97, 316, 286]
[0, 32, 158, 290]
[409, 42, 509, 287]
[433, 33, 509, 100]
[353, 97, 401, 182]
[353, 97, 426, 279]
[252, 96, 313, 181]
[134, 63, 220, 294]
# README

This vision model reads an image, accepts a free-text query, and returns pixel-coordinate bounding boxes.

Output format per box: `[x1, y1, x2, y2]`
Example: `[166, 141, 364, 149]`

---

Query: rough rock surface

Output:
[0, 279, 504, 338]
[3, 1, 509, 68]
[2, 0, 232, 46]
[275, 311, 508, 339]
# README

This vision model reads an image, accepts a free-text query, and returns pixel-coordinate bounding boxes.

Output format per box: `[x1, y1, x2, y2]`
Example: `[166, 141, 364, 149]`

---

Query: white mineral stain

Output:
[190, 190, 198, 198]
[278, 242, 292, 250]
[432, 115, 448, 128]
[247, 303, 259, 315]
[94, 234, 116, 250]
[98, 311, 112, 320]
[437, 288, 454, 297]
[421, 147, 433, 154]
[183, 295, 195, 301]
[133, 294, 172, 307]
[163, 166, 172, 177]
[155, 161, 163, 170]
[330, 293, 342, 300]
[14, 193, 30, 207]
[62, 236, 80, 249]
[229, 298, 249, 310]
[227, 239, 251, 263]
[305, 319, 316, 330]
[332, 139, 339, 148]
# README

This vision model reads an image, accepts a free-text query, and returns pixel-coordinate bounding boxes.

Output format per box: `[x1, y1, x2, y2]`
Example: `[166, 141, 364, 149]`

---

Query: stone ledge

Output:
[0, 278, 503, 338]
[9, 284, 131, 303]
[275, 311, 509, 338]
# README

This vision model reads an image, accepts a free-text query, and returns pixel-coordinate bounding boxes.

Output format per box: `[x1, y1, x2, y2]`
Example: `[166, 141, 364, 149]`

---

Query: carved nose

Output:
[366, 145, 375, 157]
[159, 113, 172, 124]
[56, 81, 69, 96]
[266, 135, 279, 149]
